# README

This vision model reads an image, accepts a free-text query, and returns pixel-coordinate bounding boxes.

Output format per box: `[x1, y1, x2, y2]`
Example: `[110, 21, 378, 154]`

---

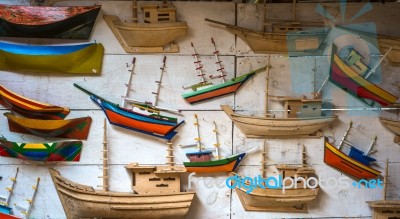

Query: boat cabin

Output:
[349, 147, 376, 166]
[277, 164, 316, 189]
[368, 201, 400, 219]
[125, 163, 186, 194]
[344, 49, 370, 76]
[142, 3, 177, 23]
[186, 151, 213, 162]
[273, 96, 322, 118]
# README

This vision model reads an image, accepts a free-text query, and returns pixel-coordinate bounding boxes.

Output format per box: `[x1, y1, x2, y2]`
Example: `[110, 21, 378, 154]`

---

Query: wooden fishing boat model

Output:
[0, 136, 82, 162]
[180, 114, 245, 173]
[0, 42, 104, 74]
[0, 4, 101, 39]
[104, 0, 187, 53]
[379, 117, 400, 144]
[0, 85, 69, 120]
[366, 159, 400, 219]
[324, 122, 381, 180]
[4, 112, 92, 140]
[50, 119, 194, 219]
[182, 40, 266, 104]
[329, 43, 398, 107]
[233, 144, 319, 212]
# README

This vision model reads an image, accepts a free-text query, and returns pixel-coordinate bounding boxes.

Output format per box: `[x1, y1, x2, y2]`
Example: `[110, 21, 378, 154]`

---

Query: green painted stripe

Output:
[183, 154, 240, 167]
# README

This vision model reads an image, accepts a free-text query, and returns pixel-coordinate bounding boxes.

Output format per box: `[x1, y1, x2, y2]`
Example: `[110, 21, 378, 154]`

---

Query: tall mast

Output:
[338, 121, 353, 150]
[183, 43, 207, 89]
[194, 114, 202, 152]
[260, 139, 267, 179]
[364, 47, 392, 80]
[165, 141, 175, 170]
[302, 144, 307, 167]
[131, 0, 138, 23]
[209, 38, 226, 83]
[383, 159, 389, 200]
[0, 167, 18, 207]
[99, 118, 109, 192]
[152, 56, 167, 107]
[366, 136, 377, 155]
[122, 57, 136, 108]
[14, 177, 40, 219]
[265, 55, 271, 117]
[213, 121, 221, 159]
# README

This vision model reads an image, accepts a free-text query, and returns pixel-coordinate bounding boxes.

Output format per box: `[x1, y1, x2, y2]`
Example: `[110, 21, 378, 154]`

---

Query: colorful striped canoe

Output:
[0, 4, 101, 39]
[0, 42, 103, 74]
[0, 137, 82, 162]
[182, 67, 265, 104]
[184, 153, 245, 173]
[324, 138, 381, 180]
[4, 113, 92, 140]
[0, 85, 69, 120]
[329, 44, 398, 106]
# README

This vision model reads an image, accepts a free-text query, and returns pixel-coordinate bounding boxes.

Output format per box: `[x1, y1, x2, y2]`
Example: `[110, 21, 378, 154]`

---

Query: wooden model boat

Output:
[50, 119, 195, 219]
[0, 42, 104, 74]
[180, 115, 245, 173]
[366, 159, 400, 219]
[378, 37, 400, 67]
[329, 43, 398, 107]
[379, 117, 400, 144]
[324, 122, 381, 180]
[233, 144, 319, 212]
[205, 18, 328, 55]
[0, 5, 101, 39]
[182, 40, 266, 104]
[4, 112, 92, 140]
[104, 0, 187, 53]
[0, 85, 69, 120]
[0, 136, 82, 162]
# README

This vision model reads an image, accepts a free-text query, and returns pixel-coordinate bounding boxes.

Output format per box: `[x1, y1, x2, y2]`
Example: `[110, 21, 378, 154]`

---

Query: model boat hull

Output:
[380, 117, 400, 144]
[379, 37, 400, 67]
[221, 105, 336, 138]
[324, 139, 381, 179]
[49, 169, 195, 219]
[184, 153, 245, 173]
[0, 85, 69, 120]
[0, 213, 20, 219]
[0, 138, 82, 161]
[0, 5, 100, 39]
[104, 15, 187, 53]
[0, 42, 104, 74]
[4, 113, 92, 140]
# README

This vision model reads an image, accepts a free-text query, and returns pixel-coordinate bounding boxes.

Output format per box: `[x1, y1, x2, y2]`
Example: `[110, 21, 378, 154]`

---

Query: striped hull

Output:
[4, 113, 92, 140]
[0, 85, 69, 120]
[0, 5, 101, 39]
[182, 70, 258, 104]
[329, 44, 398, 106]
[324, 139, 381, 180]
[91, 96, 183, 140]
[0, 138, 82, 161]
[184, 153, 245, 173]
[0, 42, 103, 74]
[50, 169, 195, 219]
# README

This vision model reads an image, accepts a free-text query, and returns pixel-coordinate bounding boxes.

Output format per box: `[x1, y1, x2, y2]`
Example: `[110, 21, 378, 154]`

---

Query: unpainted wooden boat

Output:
[4, 112, 92, 140]
[0, 4, 101, 39]
[104, 0, 187, 53]
[378, 37, 400, 67]
[0, 84, 69, 120]
[0, 136, 82, 162]
[379, 117, 400, 144]
[0, 42, 104, 74]
[205, 18, 328, 55]
[330, 43, 398, 107]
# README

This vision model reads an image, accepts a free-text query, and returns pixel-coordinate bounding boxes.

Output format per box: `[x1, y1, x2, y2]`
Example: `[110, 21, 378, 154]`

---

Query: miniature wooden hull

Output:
[182, 68, 261, 104]
[0, 138, 82, 161]
[104, 15, 187, 53]
[4, 113, 92, 140]
[330, 44, 398, 106]
[324, 139, 381, 179]
[91, 96, 183, 140]
[184, 153, 245, 173]
[205, 19, 327, 54]
[0, 85, 69, 120]
[221, 105, 336, 138]
[0, 5, 101, 39]
[0, 42, 104, 74]
[378, 37, 400, 67]
[380, 117, 400, 144]
[235, 186, 319, 212]
[49, 169, 195, 219]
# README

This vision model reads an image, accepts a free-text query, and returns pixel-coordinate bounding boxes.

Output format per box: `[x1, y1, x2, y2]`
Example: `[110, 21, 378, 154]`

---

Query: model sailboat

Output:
[50, 119, 195, 218]
[324, 121, 381, 180]
[104, 0, 187, 53]
[182, 40, 266, 104]
[0, 168, 18, 219]
[379, 117, 400, 144]
[180, 114, 245, 173]
[221, 56, 337, 138]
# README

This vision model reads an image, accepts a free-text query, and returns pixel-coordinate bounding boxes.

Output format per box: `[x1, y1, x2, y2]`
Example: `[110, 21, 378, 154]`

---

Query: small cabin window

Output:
[139, 172, 150, 175]
[303, 105, 308, 109]
[156, 184, 169, 187]
[354, 64, 362, 71]
[163, 177, 176, 181]
[149, 177, 161, 181]
[158, 13, 170, 17]
[158, 18, 170, 22]
[145, 12, 150, 18]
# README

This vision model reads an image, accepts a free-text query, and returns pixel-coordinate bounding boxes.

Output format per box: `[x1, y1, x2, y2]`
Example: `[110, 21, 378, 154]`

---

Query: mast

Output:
[338, 121, 352, 150]
[209, 38, 226, 83]
[165, 141, 175, 170]
[213, 121, 221, 159]
[383, 159, 389, 200]
[152, 56, 167, 107]
[364, 47, 392, 80]
[14, 177, 40, 218]
[122, 57, 136, 108]
[260, 139, 267, 179]
[302, 144, 307, 167]
[366, 136, 377, 155]
[0, 167, 18, 207]
[194, 114, 203, 152]
[183, 42, 208, 89]
[265, 55, 271, 117]
[99, 118, 109, 192]
[131, 0, 138, 23]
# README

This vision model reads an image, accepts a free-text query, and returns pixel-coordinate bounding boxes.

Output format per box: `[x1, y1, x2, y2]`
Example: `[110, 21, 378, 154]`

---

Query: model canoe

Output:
[0, 4, 101, 39]
[0, 42, 104, 74]
[0, 85, 69, 120]
[380, 117, 400, 144]
[4, 112, 92, 140]
[0, 137, 82, 162]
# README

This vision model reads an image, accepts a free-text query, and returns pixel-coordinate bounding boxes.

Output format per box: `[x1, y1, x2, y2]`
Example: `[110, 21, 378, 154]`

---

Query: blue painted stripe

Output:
[0, 42, 93, 55]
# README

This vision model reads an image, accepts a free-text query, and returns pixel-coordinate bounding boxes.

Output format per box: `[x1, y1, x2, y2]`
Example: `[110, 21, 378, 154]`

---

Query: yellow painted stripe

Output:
[20, 143, 47, 149]
[334, 55, 397, 102]
[0, 88, 54, 110]
[325, 141, 380, 175]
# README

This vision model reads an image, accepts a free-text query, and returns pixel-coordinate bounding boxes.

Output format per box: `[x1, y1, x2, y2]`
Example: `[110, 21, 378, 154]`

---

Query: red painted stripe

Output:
[185, 83, 242, 104]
